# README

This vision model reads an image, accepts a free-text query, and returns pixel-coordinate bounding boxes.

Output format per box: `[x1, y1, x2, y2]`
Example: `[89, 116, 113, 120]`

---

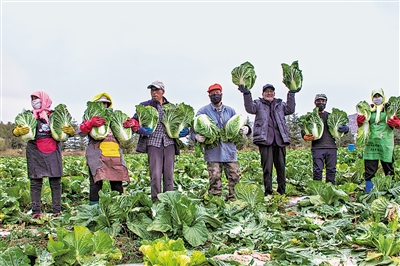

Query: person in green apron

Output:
[356, 88, 398, 192]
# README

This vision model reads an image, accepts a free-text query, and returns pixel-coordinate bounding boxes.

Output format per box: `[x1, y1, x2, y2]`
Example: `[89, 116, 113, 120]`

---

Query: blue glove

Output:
[337, 125, 349, 133]
[137, 126, 152, 136]
[238, 85, 250, 95]
[179, 128, 189, 137]
[290, 87, 301, 93]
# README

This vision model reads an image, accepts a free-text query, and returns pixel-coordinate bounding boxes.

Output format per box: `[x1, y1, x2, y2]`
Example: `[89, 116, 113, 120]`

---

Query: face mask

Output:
[31, 99, 42, 109]
[316, 103, 326, 111]
[373, 97, 383, 105]
[209, 94, 222, 105]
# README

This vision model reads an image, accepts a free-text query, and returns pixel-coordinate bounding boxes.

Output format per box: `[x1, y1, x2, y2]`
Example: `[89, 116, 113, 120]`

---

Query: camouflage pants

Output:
[207, 162, 240, 200]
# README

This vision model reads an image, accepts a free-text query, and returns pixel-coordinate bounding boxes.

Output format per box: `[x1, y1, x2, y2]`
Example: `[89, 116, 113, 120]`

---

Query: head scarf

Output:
[91, 92, 113, 108]
[370, 88, 386, 124]
[31, 91, 52, 123]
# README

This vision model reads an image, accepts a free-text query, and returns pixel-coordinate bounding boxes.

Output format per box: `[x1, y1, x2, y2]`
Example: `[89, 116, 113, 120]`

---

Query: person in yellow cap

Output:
[13, 91, 75, 218]
[79, 92, 139, 205]
[356, 88, 398, 192]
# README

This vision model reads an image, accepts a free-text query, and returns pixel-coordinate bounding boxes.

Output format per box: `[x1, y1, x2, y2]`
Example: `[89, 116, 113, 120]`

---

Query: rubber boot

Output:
[365, 180, 374, 193]
[89, 200, 99, 205]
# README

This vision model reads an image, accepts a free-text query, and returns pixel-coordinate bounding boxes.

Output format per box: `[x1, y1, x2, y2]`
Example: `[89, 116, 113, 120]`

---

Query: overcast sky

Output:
[1, 0, 399, 125]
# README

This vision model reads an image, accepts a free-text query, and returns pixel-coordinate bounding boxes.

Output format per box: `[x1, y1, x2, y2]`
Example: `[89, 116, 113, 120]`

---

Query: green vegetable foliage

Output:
[135, 105, 159, 132]
[327, 107, 349, 140]
[231, 61, 257, 89]
[83, 101, 112, 140]
[14, 110, 37, 142]
[161, 102, 194, 139]
[110, 110, 133, 143]
[49, 104, 73, 142]
[298, 107, 324, 140]
[356, 100, 371, 146]
[220, 114, 247, 145]
[281, 60, 303, 92]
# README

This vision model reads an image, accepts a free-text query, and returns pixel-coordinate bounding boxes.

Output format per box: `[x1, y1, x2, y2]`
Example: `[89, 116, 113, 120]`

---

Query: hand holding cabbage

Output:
[14, 110, 37, 141]
[62, 125, 75, 136]
[231, 61, 257, 90]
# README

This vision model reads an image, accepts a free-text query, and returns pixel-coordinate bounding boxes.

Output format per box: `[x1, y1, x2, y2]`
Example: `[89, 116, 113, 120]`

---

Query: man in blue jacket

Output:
[193, 83, 251, 201]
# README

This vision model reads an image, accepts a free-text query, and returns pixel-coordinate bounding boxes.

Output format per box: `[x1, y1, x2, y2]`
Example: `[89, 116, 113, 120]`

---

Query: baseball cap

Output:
[147, 80, 165, 91]
[314, 94, 328, 101]
[207, 83, 223, 93]
[262, 84, 275, 92]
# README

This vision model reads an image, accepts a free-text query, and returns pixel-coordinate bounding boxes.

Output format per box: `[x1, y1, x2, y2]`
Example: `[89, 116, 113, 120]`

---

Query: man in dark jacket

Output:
[303, 94, 349, 184]
[132, 81, 189, 202]
[238, 84, 297, 195]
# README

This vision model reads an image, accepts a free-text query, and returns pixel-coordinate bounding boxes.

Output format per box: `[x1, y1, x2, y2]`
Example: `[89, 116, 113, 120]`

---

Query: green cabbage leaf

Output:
[110, 110, 132, 143]
[161, 102, 194, 139]
[49, 104, 73, 142]
[281, 60, 303, 92]
[83, 101, 112, 140]
[298, 107, 324, 140]
[231, 61, 257, 89]
[14, 110, 37, 142]
[135, 105, 159, 132]
[220, 114, 247, 145]
[193, 114, 220, 148]
[386, 96, 400, 120]
[327, 108, 349, 140]
[356, 100, 371, 146]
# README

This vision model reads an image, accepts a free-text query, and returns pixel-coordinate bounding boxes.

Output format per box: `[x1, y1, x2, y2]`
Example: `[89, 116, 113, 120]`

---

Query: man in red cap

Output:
[192, 83, 251, 201]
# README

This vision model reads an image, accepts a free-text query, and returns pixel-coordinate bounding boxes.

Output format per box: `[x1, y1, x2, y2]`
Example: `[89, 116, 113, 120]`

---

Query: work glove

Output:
[179, 128, 189, 138]
[13, 126, 30, 137]
[123, 118, 140, 131]
[238, 85, 250, 95]
[387, 116, 400, 128]
[90, 116, 106, 127]
[303, 134, 315, 141]
[239, 126, 249, 135]
[195, 134, 206, 143]
[62, 125, 75, 136]
[289, 88, 301, 93]
[356, 114, 366, 127]
[337, 125, 349, 133]
[137, 126, 153, 136]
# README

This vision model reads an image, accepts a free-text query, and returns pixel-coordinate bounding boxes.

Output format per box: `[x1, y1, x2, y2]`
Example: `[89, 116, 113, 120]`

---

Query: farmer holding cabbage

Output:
[79, 93, 137, 205]
[356, 88, 398, 192]
[302, 94, 349, 185]
[238, 83, 298, 195]
[132, 81, 189, 202]
[13, 91, 75, 218]
[192, 83, 251, 201]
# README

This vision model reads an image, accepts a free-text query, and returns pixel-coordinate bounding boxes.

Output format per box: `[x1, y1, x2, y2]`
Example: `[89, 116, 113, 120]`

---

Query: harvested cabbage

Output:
[231, 61, 257, 89]
[14, 110, 37, 142]
[83, 101, 112, 140]
[298, 107, 324, 140]
[110, 110, 133, 143]
[161, 103, 194, 139]
[281, 60, 303, 92]
[49, 104, 73, 142]
[221, 114, 247, 144]
[327, 108, 349, 140]
[135, 105, 159, 132]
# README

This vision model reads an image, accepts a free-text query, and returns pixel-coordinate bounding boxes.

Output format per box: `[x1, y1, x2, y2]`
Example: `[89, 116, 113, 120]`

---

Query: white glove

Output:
[239, 126, 249, 135]
[195, 134, 206, 143]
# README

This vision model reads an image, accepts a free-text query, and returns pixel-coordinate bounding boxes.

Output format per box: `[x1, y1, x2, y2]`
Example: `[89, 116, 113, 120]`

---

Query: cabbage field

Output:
[1, 147, 400, 265]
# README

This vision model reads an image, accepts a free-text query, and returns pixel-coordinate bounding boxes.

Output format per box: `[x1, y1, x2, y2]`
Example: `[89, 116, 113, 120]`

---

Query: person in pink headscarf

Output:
[12, 91, 75, 219]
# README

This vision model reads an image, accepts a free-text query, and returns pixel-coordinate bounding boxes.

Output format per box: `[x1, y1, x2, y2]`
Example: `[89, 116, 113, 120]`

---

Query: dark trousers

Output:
[148, 144, 175, 202]
[364, 160, 394, 181]
[89, 173, 123, 201]
[30, 177, 61, 214]
[312, 149, 337, 184]
[258, 144, 286, 195]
